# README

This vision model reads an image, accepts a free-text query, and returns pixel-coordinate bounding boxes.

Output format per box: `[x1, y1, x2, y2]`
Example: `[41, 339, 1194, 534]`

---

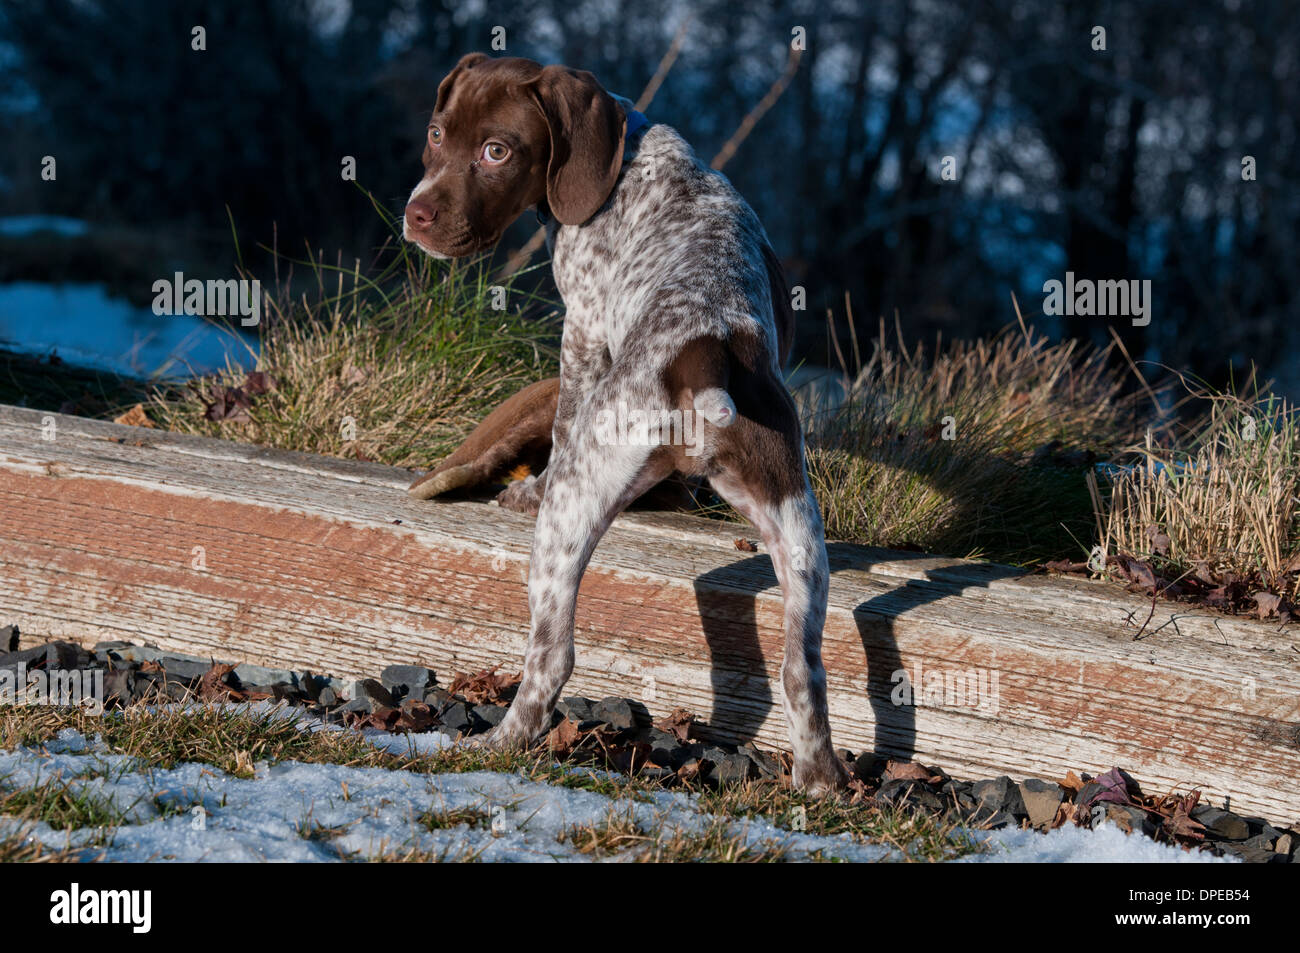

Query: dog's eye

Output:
[428, 126, 442, 147]
[482, 142, 509, 163]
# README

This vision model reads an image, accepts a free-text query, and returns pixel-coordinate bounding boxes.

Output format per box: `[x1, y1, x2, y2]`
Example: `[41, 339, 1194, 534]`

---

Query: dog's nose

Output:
[404, 199, 438, 231]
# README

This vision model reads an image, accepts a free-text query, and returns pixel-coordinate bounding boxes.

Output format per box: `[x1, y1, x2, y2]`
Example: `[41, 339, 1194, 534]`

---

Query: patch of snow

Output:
[971, 822, 1236, 863]
[0, 709, 1232, 863]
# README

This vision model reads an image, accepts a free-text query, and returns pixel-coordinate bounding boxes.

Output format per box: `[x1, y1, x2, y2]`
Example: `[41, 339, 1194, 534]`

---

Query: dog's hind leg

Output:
[704, 378, 848, 796]
[408, 377, 559, 500]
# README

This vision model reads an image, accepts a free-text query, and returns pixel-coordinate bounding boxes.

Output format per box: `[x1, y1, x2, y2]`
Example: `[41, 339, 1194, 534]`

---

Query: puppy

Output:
[404, 54, 846, 793]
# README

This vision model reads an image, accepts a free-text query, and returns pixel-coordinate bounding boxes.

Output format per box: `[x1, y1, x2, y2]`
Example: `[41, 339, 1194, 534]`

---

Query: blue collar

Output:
[535, 104, 650, 226]
[624, 107, 650, 144]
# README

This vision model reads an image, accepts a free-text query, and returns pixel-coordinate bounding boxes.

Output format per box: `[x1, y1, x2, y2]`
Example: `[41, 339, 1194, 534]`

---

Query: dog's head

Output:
[403, 53, 629, 258]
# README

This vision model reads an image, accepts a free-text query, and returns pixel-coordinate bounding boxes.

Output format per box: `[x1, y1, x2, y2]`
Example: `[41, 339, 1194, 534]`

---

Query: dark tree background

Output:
[1, 0, 1296, 391]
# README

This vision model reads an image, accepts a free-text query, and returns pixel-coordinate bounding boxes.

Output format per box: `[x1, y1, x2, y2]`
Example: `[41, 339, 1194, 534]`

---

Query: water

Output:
[0, 281, 255, 380]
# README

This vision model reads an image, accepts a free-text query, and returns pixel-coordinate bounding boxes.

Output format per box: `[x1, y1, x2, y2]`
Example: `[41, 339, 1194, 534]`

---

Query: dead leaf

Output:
[1059, 769, 1086, 794]
[1051, 799, 1077, 829]
[1145, 525, 1172, 557]
[1081, 766, 1135, 808]
[198, 662, 242, 702]
[113, 403, 156, 429]
[1252, 591, 1283, 618]
[1164, 790, 1206, 844]
[734, 538, 758, 552]
[243, 371, 277, 395]
[203, 385, 253, 423]
[653, 707, 696, 742]
[676, 758, 702, 782]
[547, 717, 582, 755]
[1120, 557, 1158, 592]
[883, 760, 943, 784]
[365, 705, 402, 731]
[1043, 559, 1088, 574]
[446, 667, 521, 705]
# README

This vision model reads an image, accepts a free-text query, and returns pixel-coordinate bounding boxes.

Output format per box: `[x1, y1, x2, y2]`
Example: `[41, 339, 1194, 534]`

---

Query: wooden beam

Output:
[2, 405, 1297, 821]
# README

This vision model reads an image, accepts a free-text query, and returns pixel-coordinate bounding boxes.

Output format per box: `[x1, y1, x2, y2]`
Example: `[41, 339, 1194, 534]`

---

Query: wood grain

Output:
[1, 404, 1297, 821]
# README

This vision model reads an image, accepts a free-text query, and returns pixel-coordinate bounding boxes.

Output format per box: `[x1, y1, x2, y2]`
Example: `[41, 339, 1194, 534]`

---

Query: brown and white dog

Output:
[403, 53, 847, 794]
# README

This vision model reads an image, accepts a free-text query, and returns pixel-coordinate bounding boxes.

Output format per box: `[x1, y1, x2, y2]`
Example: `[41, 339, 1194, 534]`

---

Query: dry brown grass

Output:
[1094, 390, 1300, 601]
[148, 223, 558, 468]
[797, 313, 1137, 561]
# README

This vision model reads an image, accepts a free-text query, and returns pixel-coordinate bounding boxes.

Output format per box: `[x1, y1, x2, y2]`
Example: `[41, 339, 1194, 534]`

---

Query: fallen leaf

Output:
[113, 403, 156, 429]
[203, 385, 253, 423]
[1164, 790, 1206, 844]
[734, 538, 758, 552]
[1043, 559, 1088, 574]
[198, 662, 242, 702]
[547, 717, 582, 755]
[1252, 591, 1283, 618]
[243, 371, 277, 395]
[883, 760, 943, 784]
[446, 667, 521, 705]
[1081, 766, 1135, 808]
[1120, 557, 1158, 592]
[653, 707, 696, 742]
[1051, 799, 1077, 829]
[365, 705, 402, 731]
[845, 776, 871, 803]
[1059, 769, 1086, 794]
[1145, 525, 1172, 557]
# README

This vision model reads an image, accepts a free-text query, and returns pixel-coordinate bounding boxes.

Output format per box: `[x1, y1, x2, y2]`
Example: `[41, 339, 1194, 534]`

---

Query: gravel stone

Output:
[739, 742, 782, 779]
[338, 698, 371, 716]
[713, 753, 754, 784]
[439, 701, 472, 734]
[0, 644, 47, 668]
[473, 704, 507, 729]
[380, 665, 434, 702]
[157, 655, 211, 682]
[972, 776, 1027, 820]
[1017, 778, 1065, 828]
[590, 697, 637, 732]
[356, 678, 394, 709]
[556, 696, 594, 722]
[1192, 806, 1250, 841]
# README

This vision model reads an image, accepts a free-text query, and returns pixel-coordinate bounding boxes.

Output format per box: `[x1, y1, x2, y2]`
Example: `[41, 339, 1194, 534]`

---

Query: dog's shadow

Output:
[692, 543, 1022, 758]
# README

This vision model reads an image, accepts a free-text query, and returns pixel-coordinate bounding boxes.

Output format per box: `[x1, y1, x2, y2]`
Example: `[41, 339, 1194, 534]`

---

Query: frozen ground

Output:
[0, 708, 1232, 863]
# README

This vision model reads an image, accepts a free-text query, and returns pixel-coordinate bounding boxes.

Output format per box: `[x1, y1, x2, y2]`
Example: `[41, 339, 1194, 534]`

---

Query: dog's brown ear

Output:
[527, 65, 626, 226]
[434, 52, 491, 112]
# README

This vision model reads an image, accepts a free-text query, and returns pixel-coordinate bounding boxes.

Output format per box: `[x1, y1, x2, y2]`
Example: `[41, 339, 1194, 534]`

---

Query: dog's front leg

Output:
[485, 382, 672, 748]
[496, 333, 610, 516]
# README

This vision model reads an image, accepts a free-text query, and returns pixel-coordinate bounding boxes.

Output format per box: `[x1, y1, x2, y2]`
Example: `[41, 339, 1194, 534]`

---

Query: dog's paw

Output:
[464, 721, 533, 752]
[792, 754, 851, 798]
[496, 474, 543, 516]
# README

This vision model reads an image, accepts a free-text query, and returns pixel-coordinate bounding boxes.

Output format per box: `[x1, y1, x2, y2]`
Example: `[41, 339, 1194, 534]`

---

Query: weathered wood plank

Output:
[1, 404, 1297, 821]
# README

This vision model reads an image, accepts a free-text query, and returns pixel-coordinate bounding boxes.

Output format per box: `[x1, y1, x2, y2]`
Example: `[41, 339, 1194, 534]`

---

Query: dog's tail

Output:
[692, 387, 737, 427]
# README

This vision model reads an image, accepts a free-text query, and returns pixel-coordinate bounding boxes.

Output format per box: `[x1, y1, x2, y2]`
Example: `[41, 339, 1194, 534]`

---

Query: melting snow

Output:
[0, 712, 1233, 863]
